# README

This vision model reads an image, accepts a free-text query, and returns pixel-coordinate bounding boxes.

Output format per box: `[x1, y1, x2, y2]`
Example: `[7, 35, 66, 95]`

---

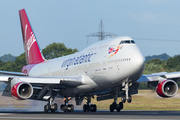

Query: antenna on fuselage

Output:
[86, 20, 118, 46]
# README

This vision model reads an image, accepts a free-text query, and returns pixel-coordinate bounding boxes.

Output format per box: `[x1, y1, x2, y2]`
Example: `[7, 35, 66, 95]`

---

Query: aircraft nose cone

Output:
[131, 53, 145, 70]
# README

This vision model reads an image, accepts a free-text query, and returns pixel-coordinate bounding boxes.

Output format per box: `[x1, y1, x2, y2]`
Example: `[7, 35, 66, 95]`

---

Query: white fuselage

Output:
[27, 36, 145, 96]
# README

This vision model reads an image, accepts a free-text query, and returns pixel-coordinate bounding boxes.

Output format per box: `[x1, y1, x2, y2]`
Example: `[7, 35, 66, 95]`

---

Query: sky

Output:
[0, 0, 180, 57]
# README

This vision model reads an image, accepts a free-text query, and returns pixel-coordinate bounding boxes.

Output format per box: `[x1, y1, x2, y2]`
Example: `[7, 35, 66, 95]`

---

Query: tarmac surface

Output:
[0, 110, 180, 120]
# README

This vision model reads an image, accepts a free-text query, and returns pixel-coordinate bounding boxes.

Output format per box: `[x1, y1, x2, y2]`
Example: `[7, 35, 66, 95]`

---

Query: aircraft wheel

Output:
[68, 104, 74, 112]
[44, 104, 50, 113]
[116, 106, 121, 112]
[116, 102, 123, 112]
[54, 103, 58, 111]
[110, 104, 114, 112]
[127, 96, 132, 103]
[61, 104, 67, 112]
[119, 102, 123, 109]
[44, 105, 48, 113]
[112, 102, 117, 108]
[90, 104, 97, 112]
[51, 103, 58, 113]
[83, 104, 89, 112]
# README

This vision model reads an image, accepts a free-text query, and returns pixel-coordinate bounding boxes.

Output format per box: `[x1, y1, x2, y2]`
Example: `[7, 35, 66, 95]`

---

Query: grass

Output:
[91, 90, 180, 110]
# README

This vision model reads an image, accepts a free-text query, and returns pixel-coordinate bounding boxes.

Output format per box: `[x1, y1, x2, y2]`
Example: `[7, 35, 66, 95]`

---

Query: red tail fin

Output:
[19, 9, 45, 65]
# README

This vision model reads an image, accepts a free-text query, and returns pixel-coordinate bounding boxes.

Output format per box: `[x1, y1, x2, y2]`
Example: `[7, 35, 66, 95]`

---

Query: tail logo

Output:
[24, 24, 36, 57]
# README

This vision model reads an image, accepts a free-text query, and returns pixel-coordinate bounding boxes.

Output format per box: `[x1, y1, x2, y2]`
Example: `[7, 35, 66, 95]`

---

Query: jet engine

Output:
[156, 80, 178, 98]
[11, 81, 33, 100]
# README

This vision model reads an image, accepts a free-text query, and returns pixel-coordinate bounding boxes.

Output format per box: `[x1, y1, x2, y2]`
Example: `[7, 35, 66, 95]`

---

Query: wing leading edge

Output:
[137, 71, 180, 82]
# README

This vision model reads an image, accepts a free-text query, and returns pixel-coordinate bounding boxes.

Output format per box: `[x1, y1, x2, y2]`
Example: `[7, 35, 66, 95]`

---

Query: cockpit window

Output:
[120, 40, 135, 44]
[125, 40, 131, 43]
[131, 40, 135, 43]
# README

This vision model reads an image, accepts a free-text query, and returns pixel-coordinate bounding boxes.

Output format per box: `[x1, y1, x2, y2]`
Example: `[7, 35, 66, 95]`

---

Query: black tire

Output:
[61, 104, 67, 112]
[127, 96, 132, 103]
[110, 104, 114, 112]
[44, 105, 48, 113]
[54, 103, 58, 111]
[112, 102, 117, 108]
[91, 104, 97, 112]
[119, 102, 123, 109]
[83, 104, 89, 112]
[51, 103, 58, 113]
[116, 106, 121, 112]
[44, 104, 50, 113]
[68, 104, 74, 112]
[93, 104, 97, 112]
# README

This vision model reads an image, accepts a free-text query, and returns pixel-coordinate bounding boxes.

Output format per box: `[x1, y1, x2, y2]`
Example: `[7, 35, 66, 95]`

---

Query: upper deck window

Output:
[120, 40, 135, 44]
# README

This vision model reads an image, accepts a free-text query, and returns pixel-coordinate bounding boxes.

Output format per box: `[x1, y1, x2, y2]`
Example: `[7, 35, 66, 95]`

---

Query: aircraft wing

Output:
[137, 72, 180, 82]
[137, 71, 180, 98]
[0, 75, 83, 87]
[0, 75, 88, 101]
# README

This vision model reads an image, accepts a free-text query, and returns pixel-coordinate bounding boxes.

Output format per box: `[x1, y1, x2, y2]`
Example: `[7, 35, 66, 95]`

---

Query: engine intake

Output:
[156, 80, 178, 98]
[11, 82, 33, 100]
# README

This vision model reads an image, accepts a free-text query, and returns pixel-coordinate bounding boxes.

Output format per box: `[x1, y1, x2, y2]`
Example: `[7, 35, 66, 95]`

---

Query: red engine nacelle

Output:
[156, 80, 178, 98]
[11, 82, 33, 100]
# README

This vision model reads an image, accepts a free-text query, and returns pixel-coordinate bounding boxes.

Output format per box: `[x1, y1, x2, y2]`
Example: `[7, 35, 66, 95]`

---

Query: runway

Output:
[0, 110, 180, 120]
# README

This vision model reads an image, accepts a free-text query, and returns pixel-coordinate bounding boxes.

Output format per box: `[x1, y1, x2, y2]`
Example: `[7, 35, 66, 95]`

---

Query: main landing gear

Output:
[83, 96, 97, 112]
[44, 99, 58, 113]
[110, 102, 123, 112]
[109, 80, 132, 112]
[44, 97, 58, 113]
[60, 97, 74, 112]
[44, 87, 58, 113]
[109, 89, 123, 112]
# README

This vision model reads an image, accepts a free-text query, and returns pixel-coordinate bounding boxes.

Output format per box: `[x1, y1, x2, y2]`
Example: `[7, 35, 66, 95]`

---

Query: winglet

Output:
[19, 9, 45, 64]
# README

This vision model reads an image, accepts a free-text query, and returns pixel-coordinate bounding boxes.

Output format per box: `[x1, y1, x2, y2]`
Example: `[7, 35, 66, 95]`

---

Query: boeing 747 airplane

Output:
[0, 9, 179, 113]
